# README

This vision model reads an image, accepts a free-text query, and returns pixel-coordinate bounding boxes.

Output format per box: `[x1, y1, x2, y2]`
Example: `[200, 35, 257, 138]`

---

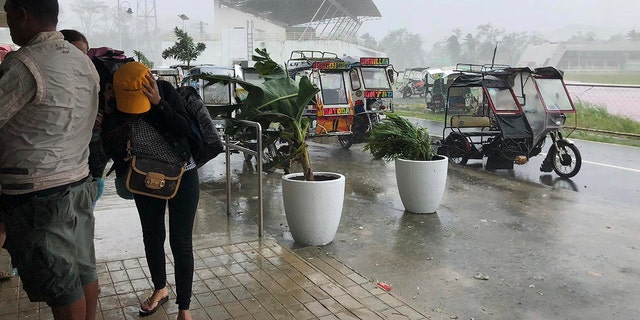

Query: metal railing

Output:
[223, 120, 264, 237]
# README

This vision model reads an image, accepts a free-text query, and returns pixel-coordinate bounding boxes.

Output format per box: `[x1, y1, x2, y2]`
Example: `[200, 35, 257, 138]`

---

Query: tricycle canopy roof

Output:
[448, 73, 511, 89]
[485, 66, 564, 80]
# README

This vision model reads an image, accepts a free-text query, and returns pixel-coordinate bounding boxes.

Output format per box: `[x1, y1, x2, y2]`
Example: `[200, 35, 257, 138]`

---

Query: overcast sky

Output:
[58, 0, 640, 42]
[361, 0, 640, 42]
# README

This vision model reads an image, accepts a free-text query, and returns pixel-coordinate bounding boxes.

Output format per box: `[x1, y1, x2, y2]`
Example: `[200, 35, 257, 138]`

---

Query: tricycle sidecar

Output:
[286, 51, 395, 149]
[437, 64, 581, 178]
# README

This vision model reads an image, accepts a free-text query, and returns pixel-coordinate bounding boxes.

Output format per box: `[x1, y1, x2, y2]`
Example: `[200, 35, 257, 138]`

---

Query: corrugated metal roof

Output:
[220, 0, 381, 27]
[563, 41, 640, 51]
[517, 43, 562, 68]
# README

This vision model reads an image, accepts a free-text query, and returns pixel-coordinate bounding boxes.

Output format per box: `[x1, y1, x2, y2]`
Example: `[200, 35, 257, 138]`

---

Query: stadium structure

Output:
[518, 41, 640, 72]
[160, 0, 386, 67]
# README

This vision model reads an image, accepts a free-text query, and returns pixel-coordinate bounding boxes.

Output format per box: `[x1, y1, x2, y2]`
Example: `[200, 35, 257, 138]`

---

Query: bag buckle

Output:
[144, 172, 166, 189]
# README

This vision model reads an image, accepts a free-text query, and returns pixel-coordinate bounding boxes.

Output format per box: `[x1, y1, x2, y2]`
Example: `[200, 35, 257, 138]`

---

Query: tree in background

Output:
[430, 23, 538, 66]
[626, 30, 640, 41]
[71, 0, 108, 36]
[161, 27, 206, 68]
[474, 24, 502, 63]
[567, 31, 597, 43]
[446, 35, 461, 64]
[499, 32, 533, 65]
[378, 28, 427, 70]
[134, 50, 154, 68]
[461, 33, 478, 62]
[359, 33, 379, 50]
[70, 0, 139, 51]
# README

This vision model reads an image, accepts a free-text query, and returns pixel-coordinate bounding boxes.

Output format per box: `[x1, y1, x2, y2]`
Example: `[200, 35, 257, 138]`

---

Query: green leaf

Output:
[185, 48, 320, 177]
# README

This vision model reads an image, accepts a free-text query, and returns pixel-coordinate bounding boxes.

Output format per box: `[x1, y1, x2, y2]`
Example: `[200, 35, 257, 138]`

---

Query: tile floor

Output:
[0, 238, 427, 319]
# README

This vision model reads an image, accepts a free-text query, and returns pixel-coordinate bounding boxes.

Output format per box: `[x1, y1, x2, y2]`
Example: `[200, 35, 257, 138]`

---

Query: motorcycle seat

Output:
[450, 115, 498, 137]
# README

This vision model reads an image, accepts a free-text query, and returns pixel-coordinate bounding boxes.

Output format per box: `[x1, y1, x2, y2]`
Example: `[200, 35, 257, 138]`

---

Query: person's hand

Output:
[94, 178, 105, 202]
[142, 72, 161, 105]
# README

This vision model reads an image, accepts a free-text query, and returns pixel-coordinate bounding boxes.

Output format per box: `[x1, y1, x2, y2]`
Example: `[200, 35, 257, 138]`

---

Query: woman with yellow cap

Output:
[102, 61, 197, 320]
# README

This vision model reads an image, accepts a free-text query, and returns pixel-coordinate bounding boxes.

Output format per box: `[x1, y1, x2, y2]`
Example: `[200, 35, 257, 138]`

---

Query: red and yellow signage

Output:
[364, 90, 393, 99]
[312, 61, 351, 70]
[321, 107, 351, 116]
[360, 57, 390, 66]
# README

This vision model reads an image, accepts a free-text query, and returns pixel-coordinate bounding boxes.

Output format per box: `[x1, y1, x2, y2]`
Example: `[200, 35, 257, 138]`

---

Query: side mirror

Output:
[518, 93, 526, 106]
[387, 69, 395, 84]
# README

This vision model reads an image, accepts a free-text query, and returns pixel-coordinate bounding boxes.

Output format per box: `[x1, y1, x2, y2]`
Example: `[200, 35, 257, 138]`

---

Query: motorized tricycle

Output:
[437, 64, 582, 178]
[424, 67, 459, 113]
[337, 56, 395, 148]
[286, 50, 395, 149]
[151, 67, 181, 88]
[398, 67, 427, 98]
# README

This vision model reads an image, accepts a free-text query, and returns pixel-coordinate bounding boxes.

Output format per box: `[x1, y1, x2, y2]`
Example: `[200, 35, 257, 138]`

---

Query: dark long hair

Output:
[60, 29, 88, 46]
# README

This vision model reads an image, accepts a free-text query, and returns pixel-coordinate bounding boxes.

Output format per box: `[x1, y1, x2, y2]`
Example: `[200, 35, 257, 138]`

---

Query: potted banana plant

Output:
[364, 113, 448, 214]
[189, 48, 345, 246]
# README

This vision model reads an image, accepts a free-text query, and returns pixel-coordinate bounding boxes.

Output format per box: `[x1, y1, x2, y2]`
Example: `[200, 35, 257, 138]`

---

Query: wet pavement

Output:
[2, 137, 640, 319]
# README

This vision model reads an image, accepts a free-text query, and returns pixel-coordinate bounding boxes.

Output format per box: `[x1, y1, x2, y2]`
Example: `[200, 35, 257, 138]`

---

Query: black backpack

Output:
[177, 86, 225, 168]
[87, 47, 135, 178]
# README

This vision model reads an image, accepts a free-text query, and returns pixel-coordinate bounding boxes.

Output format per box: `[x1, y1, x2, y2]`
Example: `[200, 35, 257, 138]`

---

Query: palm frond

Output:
[364, 113, 435, 161]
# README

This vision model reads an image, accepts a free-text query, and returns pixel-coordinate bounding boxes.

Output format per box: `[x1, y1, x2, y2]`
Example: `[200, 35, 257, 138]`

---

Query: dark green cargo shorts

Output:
[0, 178, 98, 307]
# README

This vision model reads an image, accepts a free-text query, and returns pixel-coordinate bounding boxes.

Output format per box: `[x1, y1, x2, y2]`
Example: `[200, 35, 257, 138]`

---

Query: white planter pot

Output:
[282, 172, 345, 246]
[395, 156, 448, 214]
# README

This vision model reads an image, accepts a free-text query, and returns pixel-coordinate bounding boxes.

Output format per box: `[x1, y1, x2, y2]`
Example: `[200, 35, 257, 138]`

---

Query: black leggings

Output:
[133, 169, 199, 310]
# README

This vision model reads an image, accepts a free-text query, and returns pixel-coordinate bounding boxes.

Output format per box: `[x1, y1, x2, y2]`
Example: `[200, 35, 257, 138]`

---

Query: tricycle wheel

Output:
[441, 134, 470, 165]
[550, 140, 581, 178]
[449, 154, 468, 165]
[338, 135, 353, 149]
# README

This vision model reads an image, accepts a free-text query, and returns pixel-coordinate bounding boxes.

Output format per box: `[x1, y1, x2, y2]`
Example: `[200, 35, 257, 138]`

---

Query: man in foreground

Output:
[0, 0, 101, 319]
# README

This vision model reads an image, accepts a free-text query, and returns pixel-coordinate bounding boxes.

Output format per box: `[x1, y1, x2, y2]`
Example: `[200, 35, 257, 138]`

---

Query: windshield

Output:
[236, 70, 261, 101]
[202, 83, 232, 105]
[319, 72, 347, 105]
[243, 71, 261, 85]
[519, 74, 548, 142]
[189, 67, 235, 106]
[535, 78, 574, 111]
[157, 75, 178, 87]
[486, 87, 519, 112]
[404, 70, 424, 80]
[361, 67, 391, 90]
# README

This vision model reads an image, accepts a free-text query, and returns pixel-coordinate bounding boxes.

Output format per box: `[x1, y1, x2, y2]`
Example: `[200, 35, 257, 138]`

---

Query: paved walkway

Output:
[0, 238, 428, 319]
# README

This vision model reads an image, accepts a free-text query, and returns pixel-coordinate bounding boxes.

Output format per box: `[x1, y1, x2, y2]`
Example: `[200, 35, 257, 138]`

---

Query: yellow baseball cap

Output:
[113, 61, 151, 114]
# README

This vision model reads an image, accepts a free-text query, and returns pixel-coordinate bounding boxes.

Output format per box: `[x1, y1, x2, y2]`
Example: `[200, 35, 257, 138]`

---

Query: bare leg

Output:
[177, 309, 192, 320]
[51, 296, 86, 320]
[83, 280, 99, 320]
[0, 223, 10, 280]
[0, 222, 5, 245]
[49, 280, 98, 320]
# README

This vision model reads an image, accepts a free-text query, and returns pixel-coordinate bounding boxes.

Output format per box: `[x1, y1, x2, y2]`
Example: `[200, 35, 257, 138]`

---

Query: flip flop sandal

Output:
[139, 295, 169, 316]
[0, 270, 13, 281]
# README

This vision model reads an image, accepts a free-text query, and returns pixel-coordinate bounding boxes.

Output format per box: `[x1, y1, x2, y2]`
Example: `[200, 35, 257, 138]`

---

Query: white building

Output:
[159, 0, 386, 67]
[517, 41, 640, 72]
[1, 0, 386, 67]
